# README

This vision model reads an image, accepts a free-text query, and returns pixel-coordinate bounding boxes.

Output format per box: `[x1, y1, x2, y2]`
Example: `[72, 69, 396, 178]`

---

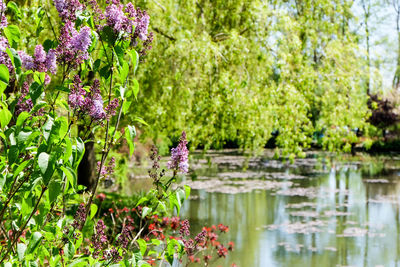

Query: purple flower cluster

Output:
[97, 157, 115, 180]
[105, 2, 132, 33]
[68, 77, 106, 121]
[105, 98, 119, 118]
[18, 45, 58, 77]
[92, 219, 108, 258]
[72, 203, 87, 229]
[0, 0, 8, 29]
[0, 37, 13, 74]
[133, 8, 150, 41]
[103, 247, 122, 262]
[86, 80, 106, 120]
[167, 131, 189, 174]
[87, 0, 151, 42]
[56, 21, 92, 67]
[180, 219, 190, 237]
[183, 239, 195, 256]
[117, 226, 131, 249]
[195, 229, 207, 243]
[53, 0, 83, 22]
[86, 0, 105, 28]
[15, 82, 33, 116]
[68, 75, 86, 108]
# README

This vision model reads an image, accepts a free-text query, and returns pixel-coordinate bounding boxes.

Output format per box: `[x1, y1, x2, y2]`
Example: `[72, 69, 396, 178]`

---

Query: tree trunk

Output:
[77, 132, 97, 191]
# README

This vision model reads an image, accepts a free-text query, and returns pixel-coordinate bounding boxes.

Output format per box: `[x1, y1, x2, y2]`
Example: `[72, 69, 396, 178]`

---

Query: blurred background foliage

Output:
[133, 0, 371, 156]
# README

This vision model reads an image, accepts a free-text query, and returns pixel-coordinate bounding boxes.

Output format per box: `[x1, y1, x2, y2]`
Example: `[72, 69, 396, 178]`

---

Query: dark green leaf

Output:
[0, 64, 9, 95]
[27, 232, 42, 254]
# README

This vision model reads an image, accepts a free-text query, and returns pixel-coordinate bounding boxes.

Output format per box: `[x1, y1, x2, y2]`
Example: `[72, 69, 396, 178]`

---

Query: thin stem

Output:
[0, 173, 31, 223]
[44, 1, 58, 40]
[81, 50, 115, 229]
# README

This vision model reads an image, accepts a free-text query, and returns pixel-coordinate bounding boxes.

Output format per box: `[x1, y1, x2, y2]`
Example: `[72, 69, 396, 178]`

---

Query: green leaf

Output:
[73, 138, 85, 169]
[125, 125, 136, 156]
[134, 117, 148, 126]
[29, 82, 44, 104]
[68, 258, 89, 267]
[119, 60, 129, 83]
[184, 185, 191, 199]
[27, 232, 42, 254]
[7, 2, 22, 20]
[90, 204, 98, 219]
[8, 145, 19, 165]
[141, 207, 152, 218]
[6, 48, 21, 74]
[13, 159, 32, 176]
[64, 241, 75, 260]
[132, 79, 139, 100]
[136, 239, 147, 256]
[63, 137, 73, 163]
[17, 243, 27, 262]
[4, 25, 21, 48]
[0, 64, 9, 95]
[48, 179, 62, 203]
[136, 197, 148, 207]
[38, 152, 50, 175]
[100, 26, 117, 45]
[38, 152, 56, 183]
[16, 112, 30, 127]
[60, 166, 76, 191]
[130, 50, 139, 74]
[0, 107, 12, 129]
[33, 72, 46, 85]
[151, 239, 161, 246]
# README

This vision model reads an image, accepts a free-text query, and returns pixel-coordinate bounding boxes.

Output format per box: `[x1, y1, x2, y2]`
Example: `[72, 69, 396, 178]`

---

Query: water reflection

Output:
[179, 151, 400, 267]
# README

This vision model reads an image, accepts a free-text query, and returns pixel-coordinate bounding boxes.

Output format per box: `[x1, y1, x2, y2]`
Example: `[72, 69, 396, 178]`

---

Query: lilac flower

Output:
[180, 219, 190, 237]
[34, 45, 46, 63]
[195, 229, 207, 243]
[68, 75, 86, 109]
[103, 247, 122, 262]
[18, 46, 57, 75]
[71, 203, 86, 229]
[0, 36, 8, 51]
[18, 50, 35, 70]
[0, 0, 8, 29]
[124, 3, 136, 18]
[15, 82, 33, 116]
[44, 74, 51, 85]
[105, 3, 131, 34]
[167, 131, 189, 174]
[86, 0, 105, 27]
[105, 98, 119, 118]
[134, 8, 150, 41]
[183, 239, 195, 256]
[53, 0, 83, 22]
[71, 26, 92, 56]
[117, 226, 131, 249]
[34, 45, 47, 72]
[0, 37, 13, 73]
[89, 97, 106, 120]
[56, 21, 91, 67]
[92, 219, 108, 258]
[97, 157, 115, 179]
[45, 49, 57, 74]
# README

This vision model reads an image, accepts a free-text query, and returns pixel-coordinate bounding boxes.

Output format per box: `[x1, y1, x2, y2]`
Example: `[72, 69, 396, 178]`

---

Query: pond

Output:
[173, 150, 400, 267]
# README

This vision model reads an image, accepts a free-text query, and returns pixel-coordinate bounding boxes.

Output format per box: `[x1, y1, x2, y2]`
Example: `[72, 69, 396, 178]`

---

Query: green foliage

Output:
[133, 0, 370, 155]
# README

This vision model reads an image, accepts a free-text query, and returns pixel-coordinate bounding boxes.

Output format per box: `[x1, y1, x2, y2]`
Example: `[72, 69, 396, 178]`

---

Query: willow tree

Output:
[133, 0, 370, 155]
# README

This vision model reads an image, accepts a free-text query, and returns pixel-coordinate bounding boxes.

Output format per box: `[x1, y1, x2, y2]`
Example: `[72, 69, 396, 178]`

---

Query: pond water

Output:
[172, 150, 400, 267]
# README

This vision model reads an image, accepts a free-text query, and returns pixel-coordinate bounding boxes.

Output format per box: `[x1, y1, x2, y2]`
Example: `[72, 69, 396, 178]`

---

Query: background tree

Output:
[133, 0, 369, 155]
